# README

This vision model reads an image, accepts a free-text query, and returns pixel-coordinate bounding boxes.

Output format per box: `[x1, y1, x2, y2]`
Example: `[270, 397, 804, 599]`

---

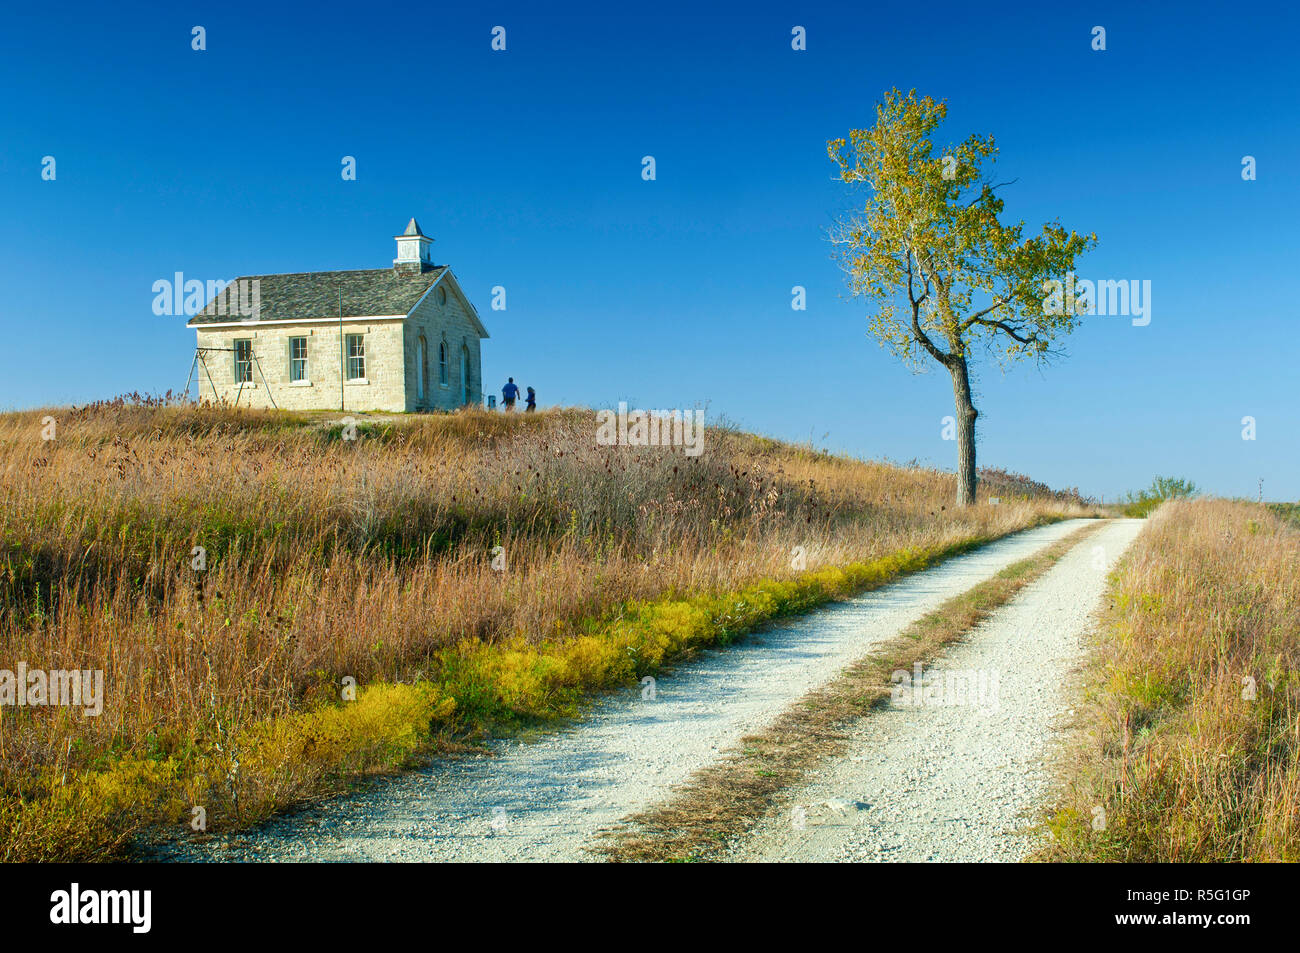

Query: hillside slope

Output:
[0, 402, 1090, 859]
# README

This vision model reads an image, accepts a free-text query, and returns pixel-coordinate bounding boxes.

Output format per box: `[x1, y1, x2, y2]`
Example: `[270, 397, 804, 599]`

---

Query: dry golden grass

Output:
[0, 401, 1089, 859]
[1041, 498, 1300, 861]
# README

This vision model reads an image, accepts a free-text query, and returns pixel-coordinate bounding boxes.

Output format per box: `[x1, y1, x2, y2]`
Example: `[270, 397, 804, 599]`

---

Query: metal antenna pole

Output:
[339, 291, 345, 412]
[184, 352, 198, 400]
[199, 350, 219, 405]
[252, 347, 278, 410]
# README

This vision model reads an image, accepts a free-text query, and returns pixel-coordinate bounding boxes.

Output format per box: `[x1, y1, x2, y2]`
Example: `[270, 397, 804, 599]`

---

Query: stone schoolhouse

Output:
[187, 219, 488, 412]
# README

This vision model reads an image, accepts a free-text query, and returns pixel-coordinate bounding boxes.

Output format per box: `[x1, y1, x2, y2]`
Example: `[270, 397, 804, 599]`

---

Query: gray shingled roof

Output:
[189, 267, 446, 325]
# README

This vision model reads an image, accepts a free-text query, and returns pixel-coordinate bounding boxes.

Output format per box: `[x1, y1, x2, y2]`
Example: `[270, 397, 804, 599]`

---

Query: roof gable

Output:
[411, 268, 490, 339]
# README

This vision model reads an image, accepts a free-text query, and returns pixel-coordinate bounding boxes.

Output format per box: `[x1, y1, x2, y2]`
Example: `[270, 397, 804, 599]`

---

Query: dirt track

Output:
[729, 518, 1143, 862]
[162, 519, 1101, 863]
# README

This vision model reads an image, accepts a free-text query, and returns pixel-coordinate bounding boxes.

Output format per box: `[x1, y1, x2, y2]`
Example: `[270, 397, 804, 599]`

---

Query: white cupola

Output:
[394, 218, 434, 273]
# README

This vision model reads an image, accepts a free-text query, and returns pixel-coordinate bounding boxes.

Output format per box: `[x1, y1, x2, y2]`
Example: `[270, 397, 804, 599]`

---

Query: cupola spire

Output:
[394, 218, 434, 274]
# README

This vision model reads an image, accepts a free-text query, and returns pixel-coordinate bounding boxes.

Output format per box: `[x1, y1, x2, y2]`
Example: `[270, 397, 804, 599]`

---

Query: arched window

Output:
[416, 335, 426, 400]
[438, 340, 448, 386]
[460, 344, 470, 405]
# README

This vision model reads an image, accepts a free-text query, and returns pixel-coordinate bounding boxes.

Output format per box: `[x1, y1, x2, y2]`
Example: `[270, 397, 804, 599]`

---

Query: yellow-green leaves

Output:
[829, 88, 1097, 370]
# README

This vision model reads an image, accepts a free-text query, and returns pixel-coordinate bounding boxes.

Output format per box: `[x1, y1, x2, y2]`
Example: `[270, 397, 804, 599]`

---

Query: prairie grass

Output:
[0, 402, 1089, 859]
[1041, 499, 1300, 861]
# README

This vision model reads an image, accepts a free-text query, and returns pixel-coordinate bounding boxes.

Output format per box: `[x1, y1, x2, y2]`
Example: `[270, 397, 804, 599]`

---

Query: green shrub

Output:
[1120, 475, 1198, 518]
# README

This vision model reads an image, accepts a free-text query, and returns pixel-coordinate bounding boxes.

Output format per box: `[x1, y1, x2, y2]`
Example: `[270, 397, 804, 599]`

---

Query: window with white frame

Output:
[439, 340, 448, 385]
[346, 334, 365, 380]
[233, 339, 253, 383]
[289, 337, 308, 382]
[416, 335, 426, 399]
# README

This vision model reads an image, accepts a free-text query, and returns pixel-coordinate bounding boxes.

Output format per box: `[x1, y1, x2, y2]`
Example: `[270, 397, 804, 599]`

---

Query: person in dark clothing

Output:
[525, 386, 536, 412]
[501, 378, 519, 410]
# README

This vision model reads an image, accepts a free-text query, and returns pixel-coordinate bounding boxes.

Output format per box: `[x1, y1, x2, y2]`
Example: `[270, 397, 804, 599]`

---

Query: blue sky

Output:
[1, 1, 1295, 501]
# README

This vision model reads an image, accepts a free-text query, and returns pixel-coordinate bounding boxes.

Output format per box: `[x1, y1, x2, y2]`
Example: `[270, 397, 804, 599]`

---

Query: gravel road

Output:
[161, 518, 1098, 863]
[728, 517, 1144, 863]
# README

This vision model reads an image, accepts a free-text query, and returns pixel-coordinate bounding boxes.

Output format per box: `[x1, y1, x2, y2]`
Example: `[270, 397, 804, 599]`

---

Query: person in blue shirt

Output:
[525, 386, 536, 412]
[501, 378, 519, 410]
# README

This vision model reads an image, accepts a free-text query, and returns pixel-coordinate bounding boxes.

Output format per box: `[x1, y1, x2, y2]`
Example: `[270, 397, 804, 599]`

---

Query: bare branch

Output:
[960, 297, 1008, 328]
[967, 315, 1041, 346]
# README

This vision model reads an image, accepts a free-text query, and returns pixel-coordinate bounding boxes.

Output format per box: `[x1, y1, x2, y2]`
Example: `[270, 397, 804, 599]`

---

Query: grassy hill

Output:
[0, 401, 1092, 859]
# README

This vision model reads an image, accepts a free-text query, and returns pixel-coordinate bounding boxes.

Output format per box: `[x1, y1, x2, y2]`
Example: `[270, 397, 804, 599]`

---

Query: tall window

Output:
[346, 334, 365, 380]
[416, 336, 426, 400]
[233, 339, 253, 383]
[460, 345, 470, 405]
[289, 337, 308, 382]
[438, 340, 448, 385]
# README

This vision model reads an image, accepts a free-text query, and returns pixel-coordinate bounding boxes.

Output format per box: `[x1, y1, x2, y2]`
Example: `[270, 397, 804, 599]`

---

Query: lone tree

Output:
[829, 89, 1097, 506]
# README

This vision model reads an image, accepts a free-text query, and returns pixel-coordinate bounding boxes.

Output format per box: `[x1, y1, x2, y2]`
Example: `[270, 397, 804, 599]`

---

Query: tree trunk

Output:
[948, 357, 978, 506]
